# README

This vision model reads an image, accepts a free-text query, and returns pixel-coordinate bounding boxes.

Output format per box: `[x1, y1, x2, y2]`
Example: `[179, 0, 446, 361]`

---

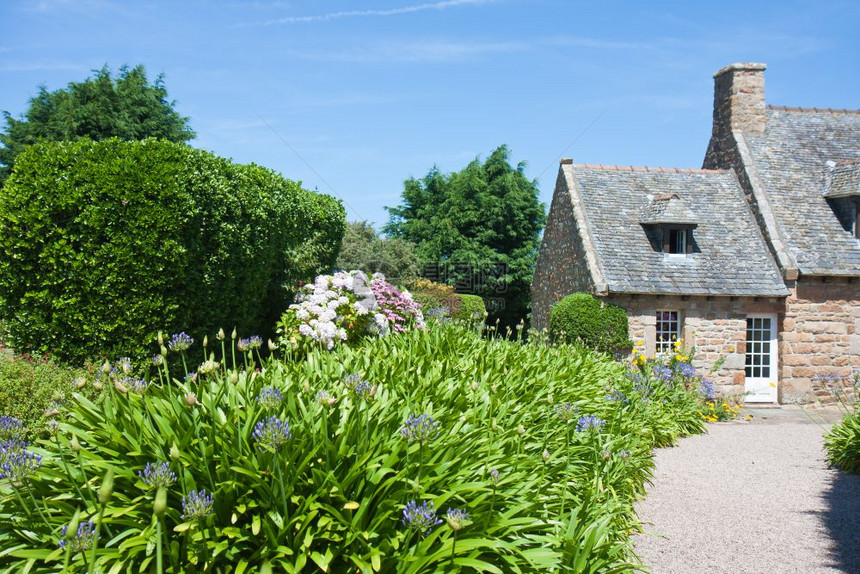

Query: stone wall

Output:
[703, 63, 766, 168]
[604, 294, 784, 397]
[531, 166, 595, 330]
[781, 277, 860, 403]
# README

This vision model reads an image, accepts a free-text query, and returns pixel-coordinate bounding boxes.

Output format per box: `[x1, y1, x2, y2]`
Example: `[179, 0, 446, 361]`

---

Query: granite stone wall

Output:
[531, 167, 595, 330]
[604, 294, 784, 398]
[782, 277, 860, 403]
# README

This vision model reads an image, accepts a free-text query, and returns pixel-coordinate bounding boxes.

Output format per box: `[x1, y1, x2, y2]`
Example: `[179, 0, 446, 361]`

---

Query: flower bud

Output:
[157, 331, 164, 346]
[114, 381, 129, 394]
[44, 408, 60, 417]
[52, 391, 63, 402]
[547, 394, 554, 405]
[99, 468, 114, 503]
[185, 392, 199, 406]
[101, 361, 112, 374]
[160, 345, 168, 357]
[542, 449, 551, 462]
[601, 449, 612, 460]
[303, 382, 311, 393]
[73, 377, 87, 390]
[203, 335, 208, 348]
[170, 442, 181, 461]
[228, 372, 239, 385]
[470, 382, 478, 392]
[491, 418, 497, 431]
[217, 328, 225, 341]
[517, 424, 525, 435]
[154, 486, 167, 517]
[268, 339, 276, 352]
[92, 380, 104, 391]
[231, 327, 237, 339]
[70, 435, 80, 452]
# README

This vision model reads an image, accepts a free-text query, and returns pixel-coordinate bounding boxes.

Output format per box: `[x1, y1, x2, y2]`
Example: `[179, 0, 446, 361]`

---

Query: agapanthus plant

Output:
[402, 499, 442, 536]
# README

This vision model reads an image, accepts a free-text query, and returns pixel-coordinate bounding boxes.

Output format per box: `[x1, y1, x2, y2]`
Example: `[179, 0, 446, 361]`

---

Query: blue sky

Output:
[1, 0, 858, 227]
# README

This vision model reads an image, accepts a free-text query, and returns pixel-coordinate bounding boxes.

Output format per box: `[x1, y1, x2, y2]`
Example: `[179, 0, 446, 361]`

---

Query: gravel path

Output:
[633, 407, 860, 574]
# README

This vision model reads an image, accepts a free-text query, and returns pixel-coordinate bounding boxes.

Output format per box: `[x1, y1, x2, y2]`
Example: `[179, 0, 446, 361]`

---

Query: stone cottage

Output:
[532, 63, 860, 404]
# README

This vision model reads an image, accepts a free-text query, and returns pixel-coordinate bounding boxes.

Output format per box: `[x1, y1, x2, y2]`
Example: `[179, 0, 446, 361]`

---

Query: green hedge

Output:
[0, 139, 345, 363]
[455, 293, 486, 321]
[549, 293, 632, 354]
[0, 347, 98, 437]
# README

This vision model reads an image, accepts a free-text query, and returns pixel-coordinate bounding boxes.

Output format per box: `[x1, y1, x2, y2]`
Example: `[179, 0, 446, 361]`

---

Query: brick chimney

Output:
[703, 62, 766, 169]
[712, 62, 767, 134]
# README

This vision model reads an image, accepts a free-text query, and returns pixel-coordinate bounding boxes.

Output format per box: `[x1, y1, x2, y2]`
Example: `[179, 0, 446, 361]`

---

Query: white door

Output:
[745, 315, 778, 403]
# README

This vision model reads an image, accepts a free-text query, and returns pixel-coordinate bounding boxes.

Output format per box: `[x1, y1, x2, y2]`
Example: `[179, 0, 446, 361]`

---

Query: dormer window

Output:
[640, 193, 698, 256]
[823, 159, 860, 238]
[666, 228, 688, 255]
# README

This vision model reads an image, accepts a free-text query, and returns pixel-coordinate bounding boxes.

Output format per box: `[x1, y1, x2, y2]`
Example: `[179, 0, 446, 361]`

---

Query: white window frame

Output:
[655, 310, 681, 353]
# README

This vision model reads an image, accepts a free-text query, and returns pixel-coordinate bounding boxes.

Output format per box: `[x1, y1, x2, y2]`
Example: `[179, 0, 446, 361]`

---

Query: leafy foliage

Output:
[0, 323, 706, 572]
[822, 373, 860, 473]
[0, 65, 195, 185]
[454, 294, 486, 322]
[549, 293, 632, 354]
[385, 145, 546, 327]
[407, 279, 461, 317]
[0, 347, 98, 439]
[336, 221, 420, 284]
[0, 138, 345, 363]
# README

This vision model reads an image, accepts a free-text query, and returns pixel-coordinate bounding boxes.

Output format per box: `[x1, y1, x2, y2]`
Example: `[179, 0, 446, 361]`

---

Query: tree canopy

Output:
[0, 64, 195, 184]
[385, 145, 546, 326]
[335, 221, 420, 284]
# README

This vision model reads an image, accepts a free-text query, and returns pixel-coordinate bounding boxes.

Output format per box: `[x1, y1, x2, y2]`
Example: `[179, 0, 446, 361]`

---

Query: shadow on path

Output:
[819, 469, 860, 571]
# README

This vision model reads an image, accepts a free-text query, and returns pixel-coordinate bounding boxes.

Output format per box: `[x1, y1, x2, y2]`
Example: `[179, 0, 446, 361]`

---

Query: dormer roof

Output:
[823, 159, 860, 199]
[639, 193, 699, 226]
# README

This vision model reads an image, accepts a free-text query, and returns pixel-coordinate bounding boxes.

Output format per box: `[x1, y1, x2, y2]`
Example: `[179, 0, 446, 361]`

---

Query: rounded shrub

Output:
[407, 278, 461, 317]
[0, 139, 345, 363]
[549, 293, 632, 354]
[455, 293, 486, 321]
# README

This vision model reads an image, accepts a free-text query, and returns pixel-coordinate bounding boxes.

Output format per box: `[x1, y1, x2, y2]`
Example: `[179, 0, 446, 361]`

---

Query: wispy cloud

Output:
[289, 39, 527, 63]
[238, 0, 495, 26]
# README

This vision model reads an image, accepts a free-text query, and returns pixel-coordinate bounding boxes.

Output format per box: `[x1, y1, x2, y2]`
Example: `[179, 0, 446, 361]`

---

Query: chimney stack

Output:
[712, 62, 767, 135]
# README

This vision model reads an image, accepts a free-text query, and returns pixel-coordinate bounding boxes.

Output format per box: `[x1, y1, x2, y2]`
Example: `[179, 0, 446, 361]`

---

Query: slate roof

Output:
[639, 193, 699, 226]
[823, 159, 860, 198]
[567, 164, 789, 297]
[743, 107, 860, 275]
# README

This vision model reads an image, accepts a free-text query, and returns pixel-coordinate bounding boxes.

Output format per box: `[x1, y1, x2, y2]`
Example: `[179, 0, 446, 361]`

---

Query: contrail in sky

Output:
[240, 0, 495, 26]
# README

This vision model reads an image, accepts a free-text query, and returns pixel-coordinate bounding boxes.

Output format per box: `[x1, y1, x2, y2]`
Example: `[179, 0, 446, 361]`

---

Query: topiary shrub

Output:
[549, 293, 632, 354]
[455, 293, 486, 322]
[0, 138, 345, 363]
[407, 278, 461, 317]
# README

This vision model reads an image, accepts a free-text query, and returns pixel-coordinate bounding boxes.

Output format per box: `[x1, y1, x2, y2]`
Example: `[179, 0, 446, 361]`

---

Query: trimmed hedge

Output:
[455, 293, 486, 321]
[0, 138, 345, 363]
[549, 293, 632, 354]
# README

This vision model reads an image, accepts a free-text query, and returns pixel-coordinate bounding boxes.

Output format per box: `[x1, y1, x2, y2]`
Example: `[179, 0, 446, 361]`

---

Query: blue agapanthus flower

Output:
[138, 462, 176, 489]
[676, 363, 697, 379]
[402, 499, 442, 535]
[0, 416, 24, 441]
[253, 416, 292, 452]
[699, 379, 717, 400]
[0, 447, 41, 482]
[182, 489, 214, 520]
[256, 387, 284, 410]
[59, 520, 97, 553]
[576, 414, 605, 433]
[168, 332, 194, 352]
[400, 414, 440, 443]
